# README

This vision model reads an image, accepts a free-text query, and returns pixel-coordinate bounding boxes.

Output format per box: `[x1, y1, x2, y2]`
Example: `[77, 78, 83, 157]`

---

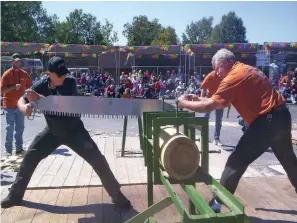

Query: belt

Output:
[264, 103, 288, 120]
[270, 103, 287, 113]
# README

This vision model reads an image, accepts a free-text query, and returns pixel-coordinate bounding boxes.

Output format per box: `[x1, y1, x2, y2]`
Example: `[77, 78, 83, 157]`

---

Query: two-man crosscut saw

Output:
[28, 96, 176, 119]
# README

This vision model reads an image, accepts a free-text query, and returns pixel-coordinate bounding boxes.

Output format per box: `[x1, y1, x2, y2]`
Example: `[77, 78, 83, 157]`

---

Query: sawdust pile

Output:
[1, 156, 24, 172]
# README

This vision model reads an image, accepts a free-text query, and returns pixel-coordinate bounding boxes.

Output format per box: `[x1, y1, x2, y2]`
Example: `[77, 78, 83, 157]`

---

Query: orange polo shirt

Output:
[212, 62, 285, 126]
[0, 68, 32, 108]
[201, 71, 223, 97]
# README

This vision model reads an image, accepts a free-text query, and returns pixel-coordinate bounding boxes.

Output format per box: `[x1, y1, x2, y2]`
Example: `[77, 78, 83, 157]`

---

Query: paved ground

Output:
[1, 101, 297, 181]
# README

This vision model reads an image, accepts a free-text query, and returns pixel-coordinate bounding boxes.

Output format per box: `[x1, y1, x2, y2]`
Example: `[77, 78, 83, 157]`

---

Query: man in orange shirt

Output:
[178, 49, 297, 207]
[201, 60, 224, 146]
[0, 54, 32, 156]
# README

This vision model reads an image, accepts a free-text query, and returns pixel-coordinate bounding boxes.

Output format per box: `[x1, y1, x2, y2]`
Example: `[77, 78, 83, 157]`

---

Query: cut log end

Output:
[160, 134, 200, 180]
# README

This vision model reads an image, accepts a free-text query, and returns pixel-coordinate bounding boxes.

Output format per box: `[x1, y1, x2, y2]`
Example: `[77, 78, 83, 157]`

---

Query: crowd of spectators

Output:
[72, 69, 204, 99]
[27, 64, 297, 104]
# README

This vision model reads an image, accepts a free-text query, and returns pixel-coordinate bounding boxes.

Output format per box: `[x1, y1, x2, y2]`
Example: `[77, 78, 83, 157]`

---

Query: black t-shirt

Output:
[23, 75, 84, 136]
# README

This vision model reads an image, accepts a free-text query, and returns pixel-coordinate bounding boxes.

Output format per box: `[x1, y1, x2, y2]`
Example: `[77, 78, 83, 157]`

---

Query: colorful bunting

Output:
[185, 43, 258, 51]
[191, 52, 256, 59]
[1, 52, 39, 56]
[263, 42, 297, 56]
[123, 52, 255, 62]
[44, 52, 97, 58]
[1, 42, 50, 47]
[1, 51, 97, 58]
[99, 48, 115, 56]
[125, 52, 133, 64]
[135, 54, 180, 59]
[119, 45, 181, 52]
[265, 42, 297, 49]
[47, 43, 108, 50]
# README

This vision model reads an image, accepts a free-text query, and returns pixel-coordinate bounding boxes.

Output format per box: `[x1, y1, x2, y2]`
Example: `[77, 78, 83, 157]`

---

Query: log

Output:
[157, 125, 200, 180]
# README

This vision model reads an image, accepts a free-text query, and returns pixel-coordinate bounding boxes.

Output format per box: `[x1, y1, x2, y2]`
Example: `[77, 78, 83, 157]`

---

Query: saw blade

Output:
[33, 96, 176, 118]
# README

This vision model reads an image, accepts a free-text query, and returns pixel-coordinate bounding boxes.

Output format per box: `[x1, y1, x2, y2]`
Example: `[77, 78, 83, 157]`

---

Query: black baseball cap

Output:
[48, 56, 69, 77]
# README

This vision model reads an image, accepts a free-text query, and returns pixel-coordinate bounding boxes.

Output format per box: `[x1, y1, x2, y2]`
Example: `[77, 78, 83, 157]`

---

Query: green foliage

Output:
[182, 17, 213, 44]
[208, 12, 247, 43]
[1, 2, 248, 46]
[1, 1, 51, 42]
[151, 26, 179, 45]
[1, 2, 118, 45]
[123, 15, 163, 46]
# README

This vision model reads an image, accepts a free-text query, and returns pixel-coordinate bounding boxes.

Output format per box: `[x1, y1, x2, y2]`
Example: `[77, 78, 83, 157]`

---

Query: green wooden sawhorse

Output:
[121, 115, 144, 157]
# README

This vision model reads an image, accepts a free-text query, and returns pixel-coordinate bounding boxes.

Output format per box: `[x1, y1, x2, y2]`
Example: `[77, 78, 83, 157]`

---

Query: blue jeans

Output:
[4, 108, 25, 153]
[205, 109, 224, 140]
[237, 116, 248, 132]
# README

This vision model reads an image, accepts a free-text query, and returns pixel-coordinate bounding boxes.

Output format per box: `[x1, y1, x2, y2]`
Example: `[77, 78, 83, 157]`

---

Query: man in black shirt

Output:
[1, 57, 131, 210]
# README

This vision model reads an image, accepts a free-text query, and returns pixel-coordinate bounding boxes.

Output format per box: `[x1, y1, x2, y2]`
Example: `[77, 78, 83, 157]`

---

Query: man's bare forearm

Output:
[180, 100, 212, 113]
[1, 85, 16, 94]
[198, 96, 210, 101]
[17, 98, 28, 113]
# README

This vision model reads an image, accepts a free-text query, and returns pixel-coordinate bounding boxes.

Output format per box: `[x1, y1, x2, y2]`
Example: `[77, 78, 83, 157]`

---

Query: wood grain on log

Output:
[156, 125, 200, 180]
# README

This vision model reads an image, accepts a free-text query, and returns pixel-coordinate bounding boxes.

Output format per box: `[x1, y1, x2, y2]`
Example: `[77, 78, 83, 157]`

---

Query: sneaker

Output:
[15, 149, 25, 156]
[208, 198, 221, 213]
[112, 192, 132, 210]
[214, 139, 223, 146]
[1, 195, 22, 208]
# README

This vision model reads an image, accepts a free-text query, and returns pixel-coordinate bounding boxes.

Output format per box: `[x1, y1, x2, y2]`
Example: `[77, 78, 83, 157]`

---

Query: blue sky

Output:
[42, 1, 297, 45]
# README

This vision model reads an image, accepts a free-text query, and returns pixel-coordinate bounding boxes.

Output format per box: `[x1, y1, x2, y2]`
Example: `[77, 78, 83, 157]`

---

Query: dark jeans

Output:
[220, 104, 297, 194]
[9, 127, 120, 199]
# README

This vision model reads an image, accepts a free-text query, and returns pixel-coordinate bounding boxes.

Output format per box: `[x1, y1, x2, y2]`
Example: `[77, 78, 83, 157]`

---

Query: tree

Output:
[1, 2, 118, 46]
[55, 9, 118, 45]
[38, 14, 60, 44]
[208, 12, 247, 43]
[123, 15, 163, 46]
[100, 19, 119, 45]
[151, 26, 179, 45]
[1, 1, 56, 42]
[207, 25, 221, 44]
[182, 17, 213, 44]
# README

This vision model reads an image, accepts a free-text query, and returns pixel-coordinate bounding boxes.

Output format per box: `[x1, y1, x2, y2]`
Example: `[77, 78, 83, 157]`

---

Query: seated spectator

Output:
[145, 70, 150, 82]
[116, 84, 125, 98]
[80, 74, 86, 85]
[102, 72, 109, 82]
[159, 79, 167, 97]
[153, 78, 160, 96]
[106, 75, 115, 86]
[279, 72, 292, 88]
[138, 70, 144, 79]
[125, 79, 133, 90]
[122, 88, 131, 99]
[105, 84, 115, 98]
[120, 72, 126, 84]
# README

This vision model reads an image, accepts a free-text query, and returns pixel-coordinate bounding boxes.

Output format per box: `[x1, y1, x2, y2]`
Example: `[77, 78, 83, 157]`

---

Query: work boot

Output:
[16, 149, 26, 157]
[1, 195, 23, 208]
[112, 191, 132, 210]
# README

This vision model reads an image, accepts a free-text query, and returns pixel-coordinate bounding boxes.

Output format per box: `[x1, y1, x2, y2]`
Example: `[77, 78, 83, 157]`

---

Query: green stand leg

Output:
[138, 115, 144, 152]
[125, 197, 173, 223]
[185, 125, 196, 215]
[121, 115, 128, 157]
